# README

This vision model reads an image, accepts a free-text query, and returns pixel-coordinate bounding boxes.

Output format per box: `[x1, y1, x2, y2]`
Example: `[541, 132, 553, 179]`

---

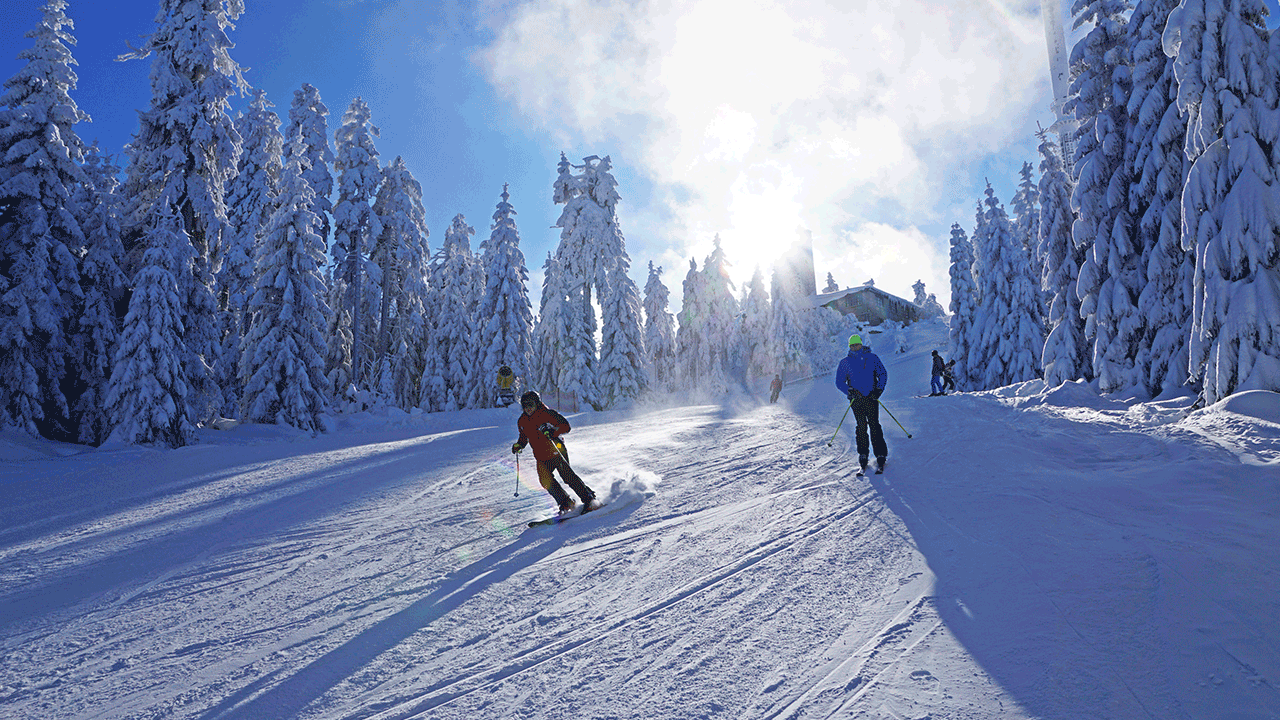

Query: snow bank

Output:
[1179, 390, 1280, 466]
[993, 378, 1131, 411]
[0, 430, 89, 460]
[1215, 389, 1280, 426]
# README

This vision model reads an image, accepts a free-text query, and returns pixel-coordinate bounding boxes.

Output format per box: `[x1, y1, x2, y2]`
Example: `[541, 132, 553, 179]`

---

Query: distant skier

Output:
[835, 334, 889, 474]
[511, 391, 597, 514]
[769, 374, 783, 403]
[496, 365, 517, 407]
[930, 350, 948, 396]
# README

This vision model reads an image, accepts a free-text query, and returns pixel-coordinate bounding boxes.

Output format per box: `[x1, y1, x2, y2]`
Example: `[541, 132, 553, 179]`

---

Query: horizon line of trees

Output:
[947, 0, 1280, 406]
[5, 0, 925, 449]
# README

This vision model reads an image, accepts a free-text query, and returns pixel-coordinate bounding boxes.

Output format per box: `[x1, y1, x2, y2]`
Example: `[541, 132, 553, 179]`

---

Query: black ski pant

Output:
[851, 397, 888, 461]
[536, 445, 595, 508]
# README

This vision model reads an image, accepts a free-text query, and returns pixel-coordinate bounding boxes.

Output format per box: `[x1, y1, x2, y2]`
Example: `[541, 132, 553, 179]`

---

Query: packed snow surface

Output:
[2, 321, 1278, 719]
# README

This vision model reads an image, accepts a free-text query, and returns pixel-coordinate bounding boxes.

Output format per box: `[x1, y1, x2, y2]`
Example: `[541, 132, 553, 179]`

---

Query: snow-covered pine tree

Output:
[1129, 0, 1190, 397]
[0, 0, 87, 437]
[912, 279, 946, 319]
[823, 272, 839, 294]
[1010, 162, 1045, 318]
[972, 183, 1043, 389]
[73, 143, 127, 445]
[476, 184, 533, 407]
[699, 235, 740, 393]
[969, 194, 1005, 393]
[328, 97, 383, 398]
[118, 0, 246, 433]
[323, 291, 354, 407]
[554, 154, 621, 306]
[436, 214, 479, 410]
[643, 262, 677, 392]
[1069, 0, 1133, 391]
[1162, 0, 1280, 402]
[676, 258, 704, 389]
[105, 205, 194, 447]
[283, 83, 334, 253]
[371, 156, 430, 409]
[417, 312, 448, 413]
[562, 284, 598, 408]
[768, 267, 808, 379]
[220, 88, 283, 416]
[529, 251, 568, 397]
[1012, 161, 1041, 254]
[740, 267, 772, 381]
[598, 252, 648, 407]
[551, 154, 633, 408]
[417, 254, 446, 414]
[1038, 129, 1090, 387]
[238, 139, 330, 432]
[949, 217, 982, 391]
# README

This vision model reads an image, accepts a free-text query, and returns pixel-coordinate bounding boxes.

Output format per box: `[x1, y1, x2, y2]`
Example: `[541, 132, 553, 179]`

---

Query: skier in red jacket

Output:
[511, 391, 597, 514]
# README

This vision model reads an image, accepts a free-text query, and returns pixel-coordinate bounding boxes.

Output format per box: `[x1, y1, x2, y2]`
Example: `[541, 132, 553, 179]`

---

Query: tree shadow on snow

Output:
[0, 426, 507, 633]
[198, 509, 640, 720]
[863, 394, 1280, 719]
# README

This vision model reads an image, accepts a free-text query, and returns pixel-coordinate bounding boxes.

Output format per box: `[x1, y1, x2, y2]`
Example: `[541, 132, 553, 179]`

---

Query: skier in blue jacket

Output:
[835, 334, 889, 474]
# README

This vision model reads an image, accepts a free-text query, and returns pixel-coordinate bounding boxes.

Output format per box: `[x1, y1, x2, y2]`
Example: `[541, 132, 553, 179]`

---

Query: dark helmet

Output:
[498, 365, 512, 376]
[520, 390, 541, 408]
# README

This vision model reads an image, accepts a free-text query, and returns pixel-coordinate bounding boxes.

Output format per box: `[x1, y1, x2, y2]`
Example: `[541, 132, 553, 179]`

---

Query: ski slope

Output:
[2, 320, 1278, 720]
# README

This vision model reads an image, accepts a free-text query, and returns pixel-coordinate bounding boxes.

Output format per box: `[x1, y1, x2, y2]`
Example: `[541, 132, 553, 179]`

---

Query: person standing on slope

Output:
[835, 334, 889, 474]
[930, 350, 948, 396]
[496, 364, 517, 407]
[942, 359, 957, 393]
[511, 391, 597, 514]
[769, 374, 783, 403]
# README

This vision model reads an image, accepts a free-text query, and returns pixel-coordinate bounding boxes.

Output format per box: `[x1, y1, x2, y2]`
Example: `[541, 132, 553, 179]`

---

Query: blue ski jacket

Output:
[835, 347, 888, 398]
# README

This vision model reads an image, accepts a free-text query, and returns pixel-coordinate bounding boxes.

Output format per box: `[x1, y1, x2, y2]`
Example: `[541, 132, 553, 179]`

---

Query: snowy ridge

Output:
[2, 319, 1279, 719]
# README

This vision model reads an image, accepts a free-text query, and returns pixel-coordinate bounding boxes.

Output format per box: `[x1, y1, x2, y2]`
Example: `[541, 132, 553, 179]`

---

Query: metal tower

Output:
[1041, 0, 1078, 163]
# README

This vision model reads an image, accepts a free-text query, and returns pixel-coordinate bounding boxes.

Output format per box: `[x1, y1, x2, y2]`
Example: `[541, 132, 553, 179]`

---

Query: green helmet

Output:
[848, 334, 863, 347]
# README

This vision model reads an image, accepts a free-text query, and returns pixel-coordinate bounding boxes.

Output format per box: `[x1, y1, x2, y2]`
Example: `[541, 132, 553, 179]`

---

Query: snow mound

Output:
[192, 420, 316, 446]
[1215, 390, 1280, 426]
[1039, 380, 1125, 409]
[1180, 390, 1280, 465]
[0, 437, 50, 461]
[0, 430, 89, 460]
[996, 379, 1128, 411]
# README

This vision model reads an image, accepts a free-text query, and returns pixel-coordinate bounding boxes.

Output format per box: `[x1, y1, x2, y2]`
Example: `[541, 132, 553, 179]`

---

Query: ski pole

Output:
[879, 399, 912, 439]
[514, 453, 521, 497]
[546, 432, 571, 464]
[827, 403, 853, 447]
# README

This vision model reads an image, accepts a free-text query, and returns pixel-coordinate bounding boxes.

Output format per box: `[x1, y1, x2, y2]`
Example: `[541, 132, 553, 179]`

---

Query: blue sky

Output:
[2, 0, 1074, 311]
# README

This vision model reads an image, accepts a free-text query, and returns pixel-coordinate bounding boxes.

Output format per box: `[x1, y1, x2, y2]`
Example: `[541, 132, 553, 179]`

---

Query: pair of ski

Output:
[528, 499, 603, 527]
[855, 462, 886, 478]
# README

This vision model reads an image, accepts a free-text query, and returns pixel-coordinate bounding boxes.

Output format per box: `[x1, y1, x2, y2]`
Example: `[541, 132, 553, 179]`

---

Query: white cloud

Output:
[820, 222, 949, 302]
[480, 0, 1048, 306]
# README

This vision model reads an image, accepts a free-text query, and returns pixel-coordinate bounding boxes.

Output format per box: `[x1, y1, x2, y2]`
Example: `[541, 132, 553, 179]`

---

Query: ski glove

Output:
[538, 422, 556, 436]
[511, 442, 524, 454]
[869, 389, 883, 401]
[847, 388, 863, 401]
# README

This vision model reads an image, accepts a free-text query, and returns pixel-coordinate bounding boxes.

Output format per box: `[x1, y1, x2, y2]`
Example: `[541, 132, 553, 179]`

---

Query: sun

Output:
[678, 162, 807, 291]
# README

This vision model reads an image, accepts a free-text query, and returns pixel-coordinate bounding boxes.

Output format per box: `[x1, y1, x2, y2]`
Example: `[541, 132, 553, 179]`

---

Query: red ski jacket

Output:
[516, 405, 572, 462]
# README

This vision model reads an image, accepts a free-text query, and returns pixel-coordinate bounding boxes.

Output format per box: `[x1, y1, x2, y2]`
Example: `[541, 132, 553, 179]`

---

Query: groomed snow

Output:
[2, 319, 1278, 719]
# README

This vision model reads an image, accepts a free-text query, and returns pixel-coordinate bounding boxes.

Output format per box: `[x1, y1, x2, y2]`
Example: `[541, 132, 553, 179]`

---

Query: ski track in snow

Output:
[2, 319, 1279, 719]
